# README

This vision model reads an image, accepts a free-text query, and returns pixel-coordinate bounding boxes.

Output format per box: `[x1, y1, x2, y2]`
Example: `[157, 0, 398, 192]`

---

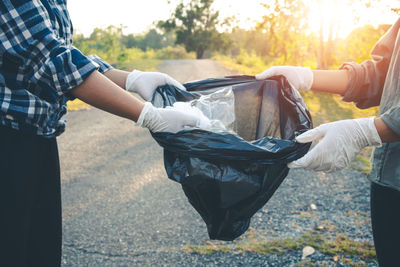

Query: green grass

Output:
[67, 59, 162, 111]
[183, 228, 376, 266]
[300, 91, 379, 126]
[213, 54, 265, 75]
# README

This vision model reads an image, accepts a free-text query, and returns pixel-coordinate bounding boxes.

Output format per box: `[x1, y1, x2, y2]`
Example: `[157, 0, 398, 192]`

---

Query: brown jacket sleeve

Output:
[339, 18, 400, 109]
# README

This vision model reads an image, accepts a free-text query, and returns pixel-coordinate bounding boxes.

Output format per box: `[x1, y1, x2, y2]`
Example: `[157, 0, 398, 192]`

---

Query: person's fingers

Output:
[288, 138, 325, 169]
[288, 150, 314, 169]
[287, 160, 302, 169]
[295, 127, 324, 143]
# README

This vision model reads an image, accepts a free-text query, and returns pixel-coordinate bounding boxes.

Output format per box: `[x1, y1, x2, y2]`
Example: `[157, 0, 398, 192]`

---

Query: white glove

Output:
[255, 66, 314, 91]
[126, 70, 186, 101]
[137, 102, 200, 133]
[288, 117, 382, 172]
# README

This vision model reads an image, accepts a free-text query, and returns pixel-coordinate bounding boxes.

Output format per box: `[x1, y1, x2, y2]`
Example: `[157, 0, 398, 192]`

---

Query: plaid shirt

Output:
[0, 0, 112, 137]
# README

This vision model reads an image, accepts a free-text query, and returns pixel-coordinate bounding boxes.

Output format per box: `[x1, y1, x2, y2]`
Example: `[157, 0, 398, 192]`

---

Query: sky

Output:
[67, 0, 266, 36]
[67, 0, 399, 38]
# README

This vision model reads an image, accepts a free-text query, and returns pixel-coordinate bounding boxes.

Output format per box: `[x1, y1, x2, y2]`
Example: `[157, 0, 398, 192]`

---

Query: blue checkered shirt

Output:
[0, 0, 112, 137]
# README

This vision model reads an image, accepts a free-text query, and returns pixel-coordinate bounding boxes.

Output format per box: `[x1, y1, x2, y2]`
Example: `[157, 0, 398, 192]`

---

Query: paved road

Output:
[60, 60, 375, 266]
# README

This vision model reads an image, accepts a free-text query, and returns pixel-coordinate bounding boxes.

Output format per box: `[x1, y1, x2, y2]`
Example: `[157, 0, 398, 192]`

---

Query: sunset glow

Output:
[67, 0, 399, 38]
[306, 0, 399, 39]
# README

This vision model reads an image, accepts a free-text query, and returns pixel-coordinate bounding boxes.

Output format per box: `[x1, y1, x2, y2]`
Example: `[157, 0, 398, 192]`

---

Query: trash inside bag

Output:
[150, 75, 312, 241]
[171, 87, 235, 132]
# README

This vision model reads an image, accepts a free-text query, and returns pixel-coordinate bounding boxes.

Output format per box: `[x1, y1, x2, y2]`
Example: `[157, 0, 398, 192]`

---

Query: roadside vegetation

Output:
[184, 227, 377, 266]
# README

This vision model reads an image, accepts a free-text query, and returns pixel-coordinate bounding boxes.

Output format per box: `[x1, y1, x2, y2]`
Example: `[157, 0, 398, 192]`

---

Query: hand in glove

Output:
[255, 66, 314, 91]
[126, 70, 186, 101]
[137, 102, 200, 133]
[288, 117, 382, 172]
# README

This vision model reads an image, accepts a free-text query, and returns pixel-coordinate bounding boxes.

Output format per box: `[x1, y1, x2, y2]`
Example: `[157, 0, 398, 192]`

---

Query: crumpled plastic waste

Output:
[170, 102, 212, 130]
[171, 87, 235, 132]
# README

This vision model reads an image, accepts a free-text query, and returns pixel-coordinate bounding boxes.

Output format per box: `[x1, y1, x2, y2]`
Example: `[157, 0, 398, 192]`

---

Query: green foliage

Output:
[73, 25, 124, 64]
[225, 28, 270, 58]
[213, 49, 267, 75]
[155, 46, 196, 60]
[339, 24, 391, 64]
[257, 0, 315, 66]
[159, 0, 230, 59]
[235, 49, 266, 70]
[121, 29, 175, 51]
[73, 26, 194, 68]
[117, 59, 161, 72]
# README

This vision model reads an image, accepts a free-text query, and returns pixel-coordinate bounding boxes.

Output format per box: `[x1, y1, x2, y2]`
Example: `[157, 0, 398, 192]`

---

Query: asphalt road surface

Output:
[60, 60, 375, 266]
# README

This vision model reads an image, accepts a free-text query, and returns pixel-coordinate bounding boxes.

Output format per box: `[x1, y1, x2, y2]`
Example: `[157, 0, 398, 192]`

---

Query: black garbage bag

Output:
[150, 75, 312, 241]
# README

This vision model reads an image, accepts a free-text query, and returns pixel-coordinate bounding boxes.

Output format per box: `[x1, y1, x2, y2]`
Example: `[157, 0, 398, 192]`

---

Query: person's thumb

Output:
[295, 127, 324, 143]
[287, 144, 319, 169]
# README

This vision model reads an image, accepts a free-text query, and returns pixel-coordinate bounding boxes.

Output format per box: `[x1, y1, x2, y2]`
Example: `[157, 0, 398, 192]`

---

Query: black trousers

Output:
[371, 182, 400, 267]
[0, 126, 61, 267]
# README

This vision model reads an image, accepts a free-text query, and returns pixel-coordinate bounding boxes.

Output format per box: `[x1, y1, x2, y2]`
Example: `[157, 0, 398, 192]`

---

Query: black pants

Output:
[370, 182, 400, 267]
[0, 126, 61, 267]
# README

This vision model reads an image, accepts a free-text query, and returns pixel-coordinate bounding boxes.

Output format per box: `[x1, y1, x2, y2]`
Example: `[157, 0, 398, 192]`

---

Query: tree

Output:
[314, 0, 391, 69]
[257, 0, 312, 65]
[339, 24, 391, 64]
[158, 0, 230, 59]
[225, 27, 270, 58]
[122, 29, 175, 51]
[73, 25, 124, 63]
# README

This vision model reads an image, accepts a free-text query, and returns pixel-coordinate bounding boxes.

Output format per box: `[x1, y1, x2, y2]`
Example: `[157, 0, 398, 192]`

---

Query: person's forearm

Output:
[374, 117, 400, 143]
[311, 70, 349, 95]
[103, 68, 130, 89]
[310, 70, 399, 142]
[71, 70, 144, 122]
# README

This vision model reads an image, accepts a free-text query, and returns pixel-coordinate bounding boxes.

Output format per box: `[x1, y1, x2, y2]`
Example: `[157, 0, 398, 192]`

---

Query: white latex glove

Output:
[126, 70, 186, 101]
[255, 66, 314, 91]
[137, 102, 200, 133]
[288, 117, 382, 172]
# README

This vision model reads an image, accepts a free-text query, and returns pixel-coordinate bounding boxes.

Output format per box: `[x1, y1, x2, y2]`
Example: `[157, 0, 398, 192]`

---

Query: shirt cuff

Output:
[60, 52, 113, 101]
[339, 62, 364, 102]
[87, 54, 113, 74]
[43, 46, 99, 96]
[50, 47, 99, 101]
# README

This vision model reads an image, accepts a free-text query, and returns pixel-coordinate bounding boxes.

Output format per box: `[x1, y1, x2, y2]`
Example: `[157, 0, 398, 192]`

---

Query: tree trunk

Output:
[196, 47, 204, 59]
[325, 20, 335, 68]
[317, 0, 327, 69]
